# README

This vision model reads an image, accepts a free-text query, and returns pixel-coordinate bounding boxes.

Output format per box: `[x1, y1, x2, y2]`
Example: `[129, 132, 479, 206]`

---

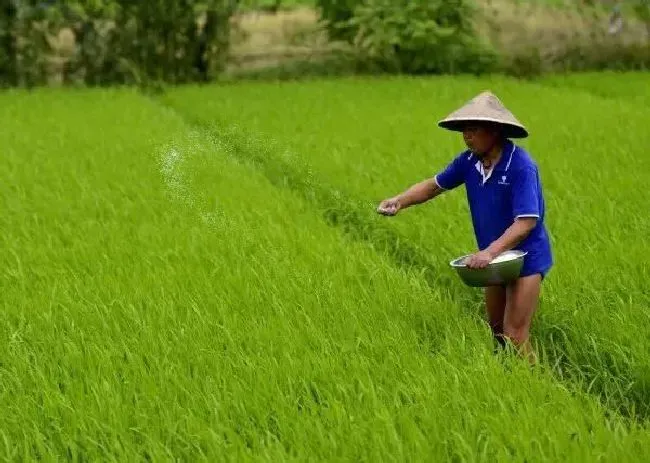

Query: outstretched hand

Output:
[377, 197, 401, 216]
[464, 250, 495, 269]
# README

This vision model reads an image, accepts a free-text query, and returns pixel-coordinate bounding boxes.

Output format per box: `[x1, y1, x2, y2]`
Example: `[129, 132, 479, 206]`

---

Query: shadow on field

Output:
[155, 96, 650, 427]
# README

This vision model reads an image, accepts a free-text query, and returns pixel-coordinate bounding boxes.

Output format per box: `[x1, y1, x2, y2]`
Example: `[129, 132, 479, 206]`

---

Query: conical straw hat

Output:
[438, 91, 528, 139]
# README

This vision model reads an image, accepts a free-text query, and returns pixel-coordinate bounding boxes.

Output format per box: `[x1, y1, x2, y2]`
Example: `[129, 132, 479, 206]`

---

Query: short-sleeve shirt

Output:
[434, 139, 553, 277]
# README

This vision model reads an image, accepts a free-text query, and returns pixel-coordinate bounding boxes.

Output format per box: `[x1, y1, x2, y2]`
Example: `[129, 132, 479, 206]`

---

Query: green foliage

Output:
[0, 2, 18, 86]
[164, 74, 650, 423]
[316, 0, 361, 41]
[238, 0, 313, 12]
[3, 78, 650, 458]
[313, 0, 650, 78]
[502, 40, 650, 79]
[632, 0, 650, 22]
[316, 0, 497, 74]
[350, 0, 497, 74]
[2, 0, 237, 87]
[538, 70, 650, 104]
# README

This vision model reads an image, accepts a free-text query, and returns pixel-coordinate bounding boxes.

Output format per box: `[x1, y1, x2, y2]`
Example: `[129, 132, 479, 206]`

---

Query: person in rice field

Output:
[377, 91, 553, 363]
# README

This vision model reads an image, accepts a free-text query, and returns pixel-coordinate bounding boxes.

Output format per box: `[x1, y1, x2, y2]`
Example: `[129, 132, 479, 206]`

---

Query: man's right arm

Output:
[395, 178, 444, 210]
[377, 153, 467, 216]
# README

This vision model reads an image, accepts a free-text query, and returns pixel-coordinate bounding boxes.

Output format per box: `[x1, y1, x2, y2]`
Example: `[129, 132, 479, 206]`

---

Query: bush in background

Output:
[2, 0, 649, 86]
[1, 0, 237, 87]
[317, 0, 497, 74]
[479, 0, 650, 78]
[0, 2, 17, 86]
[316, 0, 359, 42]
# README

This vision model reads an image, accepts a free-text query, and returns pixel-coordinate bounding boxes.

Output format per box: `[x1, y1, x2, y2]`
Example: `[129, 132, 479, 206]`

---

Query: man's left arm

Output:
[488, 166, 541, 256]
[466, 167, 541, 268]
[486, 218, 537, 257]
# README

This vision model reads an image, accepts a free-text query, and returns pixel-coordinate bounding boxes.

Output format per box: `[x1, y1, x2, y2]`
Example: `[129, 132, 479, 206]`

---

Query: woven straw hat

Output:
[438, 91, 528, 139]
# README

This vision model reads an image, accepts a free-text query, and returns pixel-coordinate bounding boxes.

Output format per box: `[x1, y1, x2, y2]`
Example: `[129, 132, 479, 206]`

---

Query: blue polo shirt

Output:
[435, 139, 553, 278]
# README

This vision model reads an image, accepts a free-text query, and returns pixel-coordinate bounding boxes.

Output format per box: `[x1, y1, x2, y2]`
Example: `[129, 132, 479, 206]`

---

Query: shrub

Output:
[319, 0, 497, 74]
[0, 2, 18, 86]
[316, 0, 360, 42]
[3, 0, 237, 87]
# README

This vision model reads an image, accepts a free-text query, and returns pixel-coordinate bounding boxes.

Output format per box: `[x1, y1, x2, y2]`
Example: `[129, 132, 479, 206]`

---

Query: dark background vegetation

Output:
[0, 0, 648, 87]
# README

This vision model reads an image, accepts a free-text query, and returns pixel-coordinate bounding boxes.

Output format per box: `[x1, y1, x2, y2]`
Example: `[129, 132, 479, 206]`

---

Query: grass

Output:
[161, 73, 650, 422]
[537, 70, 650, 102]
[1, 74, 649, 459]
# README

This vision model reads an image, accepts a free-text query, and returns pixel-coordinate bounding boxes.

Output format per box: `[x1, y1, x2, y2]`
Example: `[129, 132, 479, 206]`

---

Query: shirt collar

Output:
[502, 139, 516, 171]
[467, 140, 515, 168]
[492, 139, 516, 172]
[473, 140, 516, 185]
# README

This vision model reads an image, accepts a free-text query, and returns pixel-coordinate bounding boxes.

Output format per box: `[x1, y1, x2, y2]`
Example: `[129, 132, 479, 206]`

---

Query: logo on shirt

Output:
[498, 175, 509, 185]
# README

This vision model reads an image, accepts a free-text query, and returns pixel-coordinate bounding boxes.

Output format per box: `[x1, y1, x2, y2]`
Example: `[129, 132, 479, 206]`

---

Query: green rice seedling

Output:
[163, 74, 650, 421]
[537, 70, 650, 103]
[1, 88, 650, 460]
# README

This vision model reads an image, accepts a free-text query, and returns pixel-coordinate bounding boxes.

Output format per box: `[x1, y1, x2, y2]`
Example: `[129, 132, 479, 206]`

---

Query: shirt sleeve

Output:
[434, 153, 468, 191]
[511, 167, 541, 219]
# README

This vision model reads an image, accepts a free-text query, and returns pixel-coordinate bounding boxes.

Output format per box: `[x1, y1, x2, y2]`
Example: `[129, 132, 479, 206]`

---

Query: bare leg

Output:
[485, 285, 506, 348]
[503, 274, 542, 364]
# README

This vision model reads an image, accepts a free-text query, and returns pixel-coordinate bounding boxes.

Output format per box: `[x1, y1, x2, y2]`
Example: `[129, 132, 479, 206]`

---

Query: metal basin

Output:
[449, 250, 527, 287]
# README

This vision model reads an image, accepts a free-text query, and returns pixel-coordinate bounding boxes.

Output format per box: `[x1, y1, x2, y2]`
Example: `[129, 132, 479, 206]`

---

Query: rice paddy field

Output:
[1, 71, 649, 460]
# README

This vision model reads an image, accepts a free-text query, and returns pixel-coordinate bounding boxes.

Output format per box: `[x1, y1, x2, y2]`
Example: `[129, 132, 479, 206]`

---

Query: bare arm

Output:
[396, 178, 444, 209]
[465, 217, 537, 268]
[486, 218, 537, 256]
[377, 177, 446, 216]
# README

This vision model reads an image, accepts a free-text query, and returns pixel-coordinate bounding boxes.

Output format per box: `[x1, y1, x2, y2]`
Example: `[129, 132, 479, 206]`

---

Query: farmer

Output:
[377, 91, 553, 362]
